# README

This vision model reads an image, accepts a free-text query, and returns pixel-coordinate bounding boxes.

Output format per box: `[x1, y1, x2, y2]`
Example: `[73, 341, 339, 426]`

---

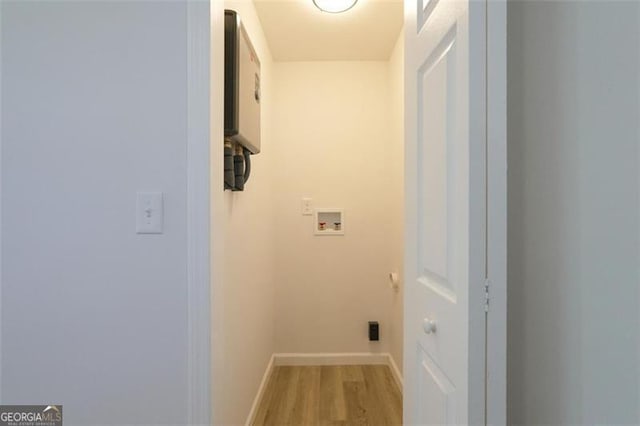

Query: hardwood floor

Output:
[252, 365, 402, 426]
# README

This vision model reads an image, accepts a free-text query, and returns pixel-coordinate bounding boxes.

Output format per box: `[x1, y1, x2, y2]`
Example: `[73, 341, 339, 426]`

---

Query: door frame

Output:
[196, 0, 507, 423]
[485, 0, 507, 424]
[187, 1, 212, 424]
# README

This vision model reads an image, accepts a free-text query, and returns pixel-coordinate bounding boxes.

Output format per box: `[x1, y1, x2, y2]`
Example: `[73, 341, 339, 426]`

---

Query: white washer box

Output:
[314, 209, 344, 236]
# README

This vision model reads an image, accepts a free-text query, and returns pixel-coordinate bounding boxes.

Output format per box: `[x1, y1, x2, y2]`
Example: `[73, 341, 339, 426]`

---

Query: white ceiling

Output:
[253, 0, 404, 62]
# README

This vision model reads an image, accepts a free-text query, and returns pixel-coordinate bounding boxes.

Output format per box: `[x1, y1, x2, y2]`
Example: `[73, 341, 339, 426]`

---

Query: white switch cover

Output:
[302, 198, 313, 216]
[136, 192, 163, 234]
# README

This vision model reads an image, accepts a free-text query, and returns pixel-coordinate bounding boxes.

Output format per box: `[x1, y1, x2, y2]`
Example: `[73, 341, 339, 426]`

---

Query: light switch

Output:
[302, 198, 313, 216]
[136, 192, 163, 234]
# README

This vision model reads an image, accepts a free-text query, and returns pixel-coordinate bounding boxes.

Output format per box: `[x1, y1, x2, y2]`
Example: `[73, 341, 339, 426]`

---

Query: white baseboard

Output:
[245, 354, 275, 426]
[274, 352, 389, 366]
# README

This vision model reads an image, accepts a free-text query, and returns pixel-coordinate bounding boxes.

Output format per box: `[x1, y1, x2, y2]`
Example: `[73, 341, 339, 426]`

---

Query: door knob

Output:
[423, 318, 437, 334]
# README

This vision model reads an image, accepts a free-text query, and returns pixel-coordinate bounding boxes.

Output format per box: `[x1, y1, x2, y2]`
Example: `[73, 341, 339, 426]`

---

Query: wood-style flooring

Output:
[252, 365, 402, 426]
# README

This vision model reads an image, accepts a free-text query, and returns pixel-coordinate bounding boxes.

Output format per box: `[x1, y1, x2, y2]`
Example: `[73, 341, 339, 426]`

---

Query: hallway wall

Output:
[1, 2, 192, 424]
[211, 1, 277, 424]
[271, 61, 402, 357]
[507, 1, 640, 423]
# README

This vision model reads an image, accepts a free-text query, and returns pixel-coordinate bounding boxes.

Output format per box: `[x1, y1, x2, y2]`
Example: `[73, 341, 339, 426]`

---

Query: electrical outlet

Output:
[368, 321, 379, 341]
[302, 198, 313, 215]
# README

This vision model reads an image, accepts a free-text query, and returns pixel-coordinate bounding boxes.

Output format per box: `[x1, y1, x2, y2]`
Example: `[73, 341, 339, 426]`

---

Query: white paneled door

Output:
[403, 0, 506, 424]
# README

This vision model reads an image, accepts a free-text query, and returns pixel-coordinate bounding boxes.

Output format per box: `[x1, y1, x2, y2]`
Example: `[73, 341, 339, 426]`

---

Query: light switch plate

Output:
[302, 198, 313, 216]
[136, 192, 163, 234]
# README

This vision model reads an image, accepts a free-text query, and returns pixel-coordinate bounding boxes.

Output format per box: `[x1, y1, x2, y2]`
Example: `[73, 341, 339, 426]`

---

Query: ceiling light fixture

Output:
[313, 0, 358, 13]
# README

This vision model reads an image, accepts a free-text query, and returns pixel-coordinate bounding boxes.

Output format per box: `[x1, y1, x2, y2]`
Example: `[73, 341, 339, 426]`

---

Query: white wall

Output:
[388, 32, 404, 373]
[507, 1, 640, 424]
[271, 61, 402, 357]
[211, 1, 277, 424]
[1, 2, 191, 424]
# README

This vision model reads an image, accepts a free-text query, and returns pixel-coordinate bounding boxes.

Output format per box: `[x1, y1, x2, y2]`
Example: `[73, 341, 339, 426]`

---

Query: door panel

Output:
[418, 346, 456, 424]
[417, 0, 440, 33]
[404, 0, 490, 424]
[418, 25, 457, 299]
